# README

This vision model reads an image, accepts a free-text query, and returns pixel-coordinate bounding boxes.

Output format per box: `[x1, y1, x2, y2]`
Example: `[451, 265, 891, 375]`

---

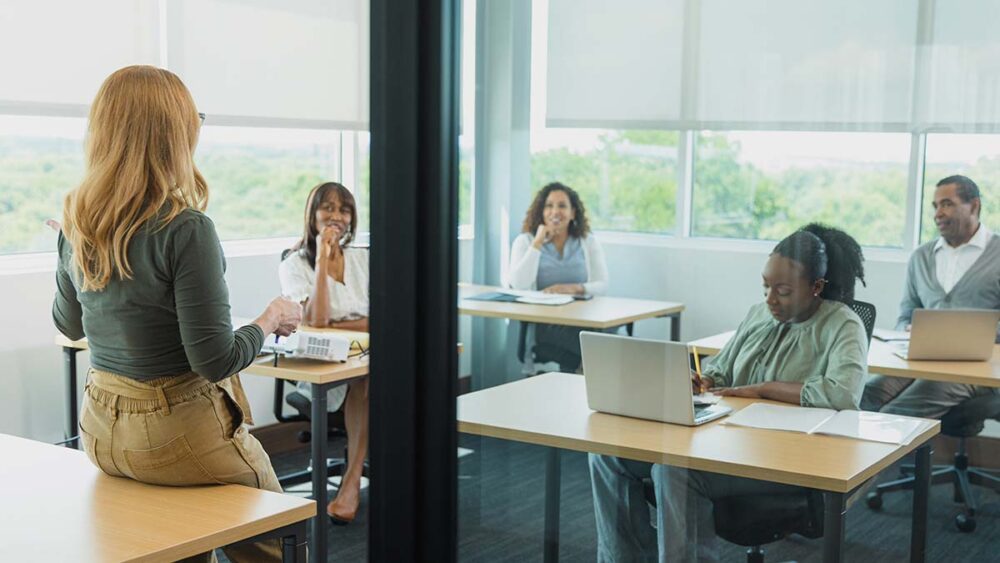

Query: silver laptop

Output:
[893, 309, 1000, 361]
[580, 332, 731, 426]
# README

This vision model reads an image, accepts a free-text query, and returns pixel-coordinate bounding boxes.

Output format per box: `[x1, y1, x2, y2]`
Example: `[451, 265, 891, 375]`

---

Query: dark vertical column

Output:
[911, 444, 931, 563]
[369, 1, 459, 561]
[822, 491, 846, 563]
[63, 347, 79, 449]
[543, 448, 562, 563]
[309, 384, 329, 563]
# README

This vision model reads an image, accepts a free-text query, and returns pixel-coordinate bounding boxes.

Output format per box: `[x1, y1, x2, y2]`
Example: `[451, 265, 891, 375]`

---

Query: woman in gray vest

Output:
[509, 182, 609, 371]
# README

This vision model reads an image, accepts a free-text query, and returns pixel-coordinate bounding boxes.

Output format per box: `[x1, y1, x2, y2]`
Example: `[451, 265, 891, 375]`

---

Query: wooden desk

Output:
[55, 331, 368, 563]
[457, 373, 938, 563]
[690, 332, 1000, 388]
[459, 283, 685, 340]
[0, 433, 313, 562]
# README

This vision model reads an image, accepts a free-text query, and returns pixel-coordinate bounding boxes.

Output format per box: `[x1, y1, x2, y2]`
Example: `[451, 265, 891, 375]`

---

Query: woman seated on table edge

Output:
[508, 182, 608, 371]
[54, 66, 301, 563]
[279, 181, 369, 525]
[589, 223, 869, 563]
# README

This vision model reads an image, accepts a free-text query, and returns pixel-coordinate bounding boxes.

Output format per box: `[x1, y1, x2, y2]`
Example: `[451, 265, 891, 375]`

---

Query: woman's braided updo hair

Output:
[772, 223, 866, 304]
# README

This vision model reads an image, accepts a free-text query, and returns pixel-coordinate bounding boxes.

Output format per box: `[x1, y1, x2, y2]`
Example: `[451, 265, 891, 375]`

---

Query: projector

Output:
[262, 331, 351, 362]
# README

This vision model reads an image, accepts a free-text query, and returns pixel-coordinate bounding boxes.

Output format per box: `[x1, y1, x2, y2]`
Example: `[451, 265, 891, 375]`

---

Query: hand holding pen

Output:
[691, 345, 708, 394]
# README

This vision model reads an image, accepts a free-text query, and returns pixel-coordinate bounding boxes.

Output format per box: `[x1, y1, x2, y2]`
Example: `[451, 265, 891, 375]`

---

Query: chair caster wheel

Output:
[866, 492, 883, 510]
[955, 514, 976, 533]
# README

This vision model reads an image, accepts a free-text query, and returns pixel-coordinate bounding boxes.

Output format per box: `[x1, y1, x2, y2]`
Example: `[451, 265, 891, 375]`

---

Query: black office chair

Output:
[640, 477, 824, 563]
[516, 321, 634, 373]
[866, 394, 1000, 532]
[849, 300, 876, 344]
[643, 299, 878, 562]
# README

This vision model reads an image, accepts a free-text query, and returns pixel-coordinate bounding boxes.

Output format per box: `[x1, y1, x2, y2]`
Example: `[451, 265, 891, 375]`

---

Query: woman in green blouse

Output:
[589, 223, 868, 563]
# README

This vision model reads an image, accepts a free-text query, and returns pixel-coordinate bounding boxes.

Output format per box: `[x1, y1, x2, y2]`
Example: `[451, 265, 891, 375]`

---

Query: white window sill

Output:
[0, 252, 58, 276]
[594, 230, 911, 264]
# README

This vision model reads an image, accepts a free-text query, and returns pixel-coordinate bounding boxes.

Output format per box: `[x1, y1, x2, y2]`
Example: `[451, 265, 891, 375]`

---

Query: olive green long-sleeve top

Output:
[703, 300, 868, 410]
[53, 209, 264, 382]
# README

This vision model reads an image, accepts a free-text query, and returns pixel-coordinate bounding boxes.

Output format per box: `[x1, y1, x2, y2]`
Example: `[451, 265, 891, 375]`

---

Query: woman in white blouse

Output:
[279, 182, 369, 525]
[509, 182, 608, 370]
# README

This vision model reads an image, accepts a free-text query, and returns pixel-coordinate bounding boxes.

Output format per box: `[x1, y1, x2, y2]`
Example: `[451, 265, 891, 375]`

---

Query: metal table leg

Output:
[911, 444, 931, 563]
[311, 382, 330, 563]
[63, 347, 80, 449]
[544, 447, 561, 563]
[282, 520, 309, 563]
[670, 313, 681, 342]
[822, 491, 846, 563]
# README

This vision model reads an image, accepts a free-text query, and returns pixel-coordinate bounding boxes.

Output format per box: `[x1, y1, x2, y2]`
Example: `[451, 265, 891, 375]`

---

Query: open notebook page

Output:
[813, 410, 929, 445]
[722, 403, 835, 434]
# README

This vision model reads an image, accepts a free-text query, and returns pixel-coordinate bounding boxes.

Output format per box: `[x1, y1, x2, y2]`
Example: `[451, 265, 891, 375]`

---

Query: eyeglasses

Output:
[197, 112, 206, 125]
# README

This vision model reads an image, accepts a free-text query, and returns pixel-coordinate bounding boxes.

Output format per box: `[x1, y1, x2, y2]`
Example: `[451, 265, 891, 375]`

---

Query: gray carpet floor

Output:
[240, 434, 1000, 562]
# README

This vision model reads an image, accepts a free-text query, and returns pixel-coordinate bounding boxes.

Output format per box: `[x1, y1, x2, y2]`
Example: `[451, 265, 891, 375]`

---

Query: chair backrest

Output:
[849, 300, 876, 345]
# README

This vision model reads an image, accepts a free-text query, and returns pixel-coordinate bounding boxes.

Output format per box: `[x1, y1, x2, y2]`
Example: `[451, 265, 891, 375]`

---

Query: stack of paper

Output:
[873, 328, 910, 342]
[723, 403, 932, 445]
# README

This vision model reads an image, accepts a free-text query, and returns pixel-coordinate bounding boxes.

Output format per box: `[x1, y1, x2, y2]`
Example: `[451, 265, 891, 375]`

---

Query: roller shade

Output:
[167, 0, 369, 129]
[546, 0, 684, 128]
[546, 0, 1000, 133]
[0, 0, 159, 107]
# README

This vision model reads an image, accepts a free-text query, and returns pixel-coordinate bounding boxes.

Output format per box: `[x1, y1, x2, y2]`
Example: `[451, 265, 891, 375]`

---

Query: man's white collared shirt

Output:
[934, 225, 992, 294]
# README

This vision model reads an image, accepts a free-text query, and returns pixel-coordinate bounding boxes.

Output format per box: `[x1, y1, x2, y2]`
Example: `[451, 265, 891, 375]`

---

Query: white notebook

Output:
[514, 294, 574, 306]
[499, 289, 574, 306]
[723, 403, 932, 445]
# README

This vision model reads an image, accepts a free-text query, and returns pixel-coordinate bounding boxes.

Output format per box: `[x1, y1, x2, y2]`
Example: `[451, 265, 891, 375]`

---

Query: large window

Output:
[0, 120, 361, 255]
[196, 126, 343, 241]
[531, 129, 677, 233]
[0, 0, 370, 257]
[527, 0, 1000, 250]
[0, 116, 85, 255]
[530, 0, 675, 234]
[693, 131, 910, 247]
[921, 134, 1000, 243]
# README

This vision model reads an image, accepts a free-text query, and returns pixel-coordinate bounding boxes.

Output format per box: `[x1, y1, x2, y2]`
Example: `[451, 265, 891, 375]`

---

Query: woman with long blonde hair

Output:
[53, 65, 302, 563]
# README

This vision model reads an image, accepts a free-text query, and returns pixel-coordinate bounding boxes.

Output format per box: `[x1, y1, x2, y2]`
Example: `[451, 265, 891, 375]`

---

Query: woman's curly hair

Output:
[521, 182, 591, 238]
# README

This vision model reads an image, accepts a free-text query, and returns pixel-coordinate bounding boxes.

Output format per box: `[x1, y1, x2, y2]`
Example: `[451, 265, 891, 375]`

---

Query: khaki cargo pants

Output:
[79, 368, 284, 563]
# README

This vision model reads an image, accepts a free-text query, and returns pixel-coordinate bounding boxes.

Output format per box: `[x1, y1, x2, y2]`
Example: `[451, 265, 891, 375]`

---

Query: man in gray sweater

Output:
[862, 175, 1000, 418]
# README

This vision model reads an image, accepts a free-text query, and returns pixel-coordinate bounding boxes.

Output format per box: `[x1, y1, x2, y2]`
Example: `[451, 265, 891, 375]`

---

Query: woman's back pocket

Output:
[124, 435, 224, 486]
